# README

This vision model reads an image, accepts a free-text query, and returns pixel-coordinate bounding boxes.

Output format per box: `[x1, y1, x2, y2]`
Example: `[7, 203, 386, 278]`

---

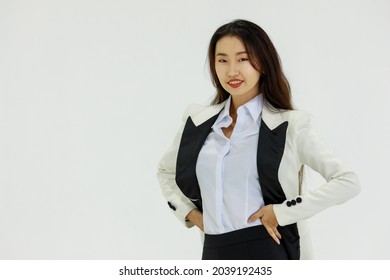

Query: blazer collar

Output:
[190, 99, 286, 129]
[190, 100, 227, 127]
[261, 104, 287, 130]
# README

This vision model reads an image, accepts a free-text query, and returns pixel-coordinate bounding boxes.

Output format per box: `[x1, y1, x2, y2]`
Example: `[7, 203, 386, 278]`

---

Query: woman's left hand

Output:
[248, 205, 281, 245]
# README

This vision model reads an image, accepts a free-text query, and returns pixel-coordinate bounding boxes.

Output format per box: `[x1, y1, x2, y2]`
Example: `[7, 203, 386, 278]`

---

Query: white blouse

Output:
[196, 94, 265, 234]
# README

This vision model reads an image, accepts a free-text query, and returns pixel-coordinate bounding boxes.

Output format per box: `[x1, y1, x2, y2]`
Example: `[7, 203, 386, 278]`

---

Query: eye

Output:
[217, 59, 227, 63]
[238, 57, 249, 62]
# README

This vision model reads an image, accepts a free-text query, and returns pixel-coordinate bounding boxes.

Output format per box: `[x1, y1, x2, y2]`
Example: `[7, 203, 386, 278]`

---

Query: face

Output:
[215, 36, 261, 103]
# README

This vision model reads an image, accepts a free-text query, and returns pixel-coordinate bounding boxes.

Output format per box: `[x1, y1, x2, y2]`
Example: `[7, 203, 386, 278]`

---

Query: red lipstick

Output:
[227, 79, 243, 88]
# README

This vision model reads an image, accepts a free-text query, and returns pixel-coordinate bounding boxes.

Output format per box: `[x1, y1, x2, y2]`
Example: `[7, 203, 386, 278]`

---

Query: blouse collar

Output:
[213, 94, 263, 129]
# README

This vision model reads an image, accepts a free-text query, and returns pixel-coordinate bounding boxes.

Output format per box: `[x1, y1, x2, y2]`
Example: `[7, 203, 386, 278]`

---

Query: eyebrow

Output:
[216, 51, 248, 56]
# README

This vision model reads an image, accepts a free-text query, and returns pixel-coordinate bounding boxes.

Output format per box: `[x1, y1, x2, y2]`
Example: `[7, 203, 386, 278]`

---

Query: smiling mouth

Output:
[228, 79, 243, 88]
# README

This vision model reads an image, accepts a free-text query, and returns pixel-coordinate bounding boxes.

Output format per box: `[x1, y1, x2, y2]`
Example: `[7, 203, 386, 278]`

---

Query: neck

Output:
[230, 93, 259, 115]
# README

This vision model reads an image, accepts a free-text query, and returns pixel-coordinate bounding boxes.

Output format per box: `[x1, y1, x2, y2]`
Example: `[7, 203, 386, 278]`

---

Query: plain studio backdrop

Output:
[0, 0, 389, 259]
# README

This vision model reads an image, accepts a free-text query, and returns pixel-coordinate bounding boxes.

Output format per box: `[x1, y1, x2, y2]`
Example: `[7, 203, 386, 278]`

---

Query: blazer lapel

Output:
[175, 102, 225, 211]
[259, 105, 300, 260]
[258, 105, 289, 204]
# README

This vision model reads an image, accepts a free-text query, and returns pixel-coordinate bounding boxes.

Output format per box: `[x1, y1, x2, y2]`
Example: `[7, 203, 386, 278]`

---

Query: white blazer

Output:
[157, 100, 360, 259]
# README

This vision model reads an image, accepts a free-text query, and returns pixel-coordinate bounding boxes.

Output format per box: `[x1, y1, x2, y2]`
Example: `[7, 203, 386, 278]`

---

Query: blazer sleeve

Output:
[273, 113, 361, 226]
[156, 107, 197, 228]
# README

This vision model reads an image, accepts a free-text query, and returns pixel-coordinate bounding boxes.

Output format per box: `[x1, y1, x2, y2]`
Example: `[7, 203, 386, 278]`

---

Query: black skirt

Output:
[202, 225, 291, 260]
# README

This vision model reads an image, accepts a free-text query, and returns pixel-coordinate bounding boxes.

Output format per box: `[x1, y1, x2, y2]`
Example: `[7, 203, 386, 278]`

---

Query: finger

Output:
[247, 214, 257, 223]
[248, 209, 263, 223]
[274, 228, 282, 240]
[264, 221, 282, 240]
[264, 225, 280, 245]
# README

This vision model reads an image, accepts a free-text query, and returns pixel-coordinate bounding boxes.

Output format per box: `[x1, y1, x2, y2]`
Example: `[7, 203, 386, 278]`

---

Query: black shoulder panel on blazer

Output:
[257, 120, 288, 205]
[175, 114, 219, 211]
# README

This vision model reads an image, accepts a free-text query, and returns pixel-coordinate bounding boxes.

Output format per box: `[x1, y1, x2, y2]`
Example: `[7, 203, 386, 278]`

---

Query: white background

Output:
[0, 0, 389, 259]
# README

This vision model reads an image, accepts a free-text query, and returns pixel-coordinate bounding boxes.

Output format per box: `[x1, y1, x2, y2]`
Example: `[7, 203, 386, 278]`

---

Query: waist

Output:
[204, 225, 271, 248]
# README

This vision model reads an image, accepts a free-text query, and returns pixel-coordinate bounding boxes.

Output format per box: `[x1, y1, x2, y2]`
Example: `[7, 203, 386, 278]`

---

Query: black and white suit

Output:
[157, 100, 360, 259]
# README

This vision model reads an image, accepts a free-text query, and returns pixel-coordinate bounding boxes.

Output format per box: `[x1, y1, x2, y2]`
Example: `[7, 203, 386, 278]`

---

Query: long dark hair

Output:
[208, 19, 293, 110]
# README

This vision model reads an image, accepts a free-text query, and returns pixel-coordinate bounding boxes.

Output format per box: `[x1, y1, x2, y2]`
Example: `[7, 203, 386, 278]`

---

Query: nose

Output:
[227, 62, 239, 77]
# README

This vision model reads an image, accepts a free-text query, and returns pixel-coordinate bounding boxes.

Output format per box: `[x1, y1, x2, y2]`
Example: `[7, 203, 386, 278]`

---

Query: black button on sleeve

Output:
[296, 197, 302, 203]
[286, 201, 292, 207]
[291, 199, 296, 206]
[167, 201, 176, 211]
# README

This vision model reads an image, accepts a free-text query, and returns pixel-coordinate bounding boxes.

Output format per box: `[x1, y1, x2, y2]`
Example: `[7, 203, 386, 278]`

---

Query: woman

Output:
[157, 19, 360, 260]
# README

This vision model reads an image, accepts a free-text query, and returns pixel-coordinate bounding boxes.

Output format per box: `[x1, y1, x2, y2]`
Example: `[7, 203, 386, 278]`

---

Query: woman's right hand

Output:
[186, 209, 204, 232]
